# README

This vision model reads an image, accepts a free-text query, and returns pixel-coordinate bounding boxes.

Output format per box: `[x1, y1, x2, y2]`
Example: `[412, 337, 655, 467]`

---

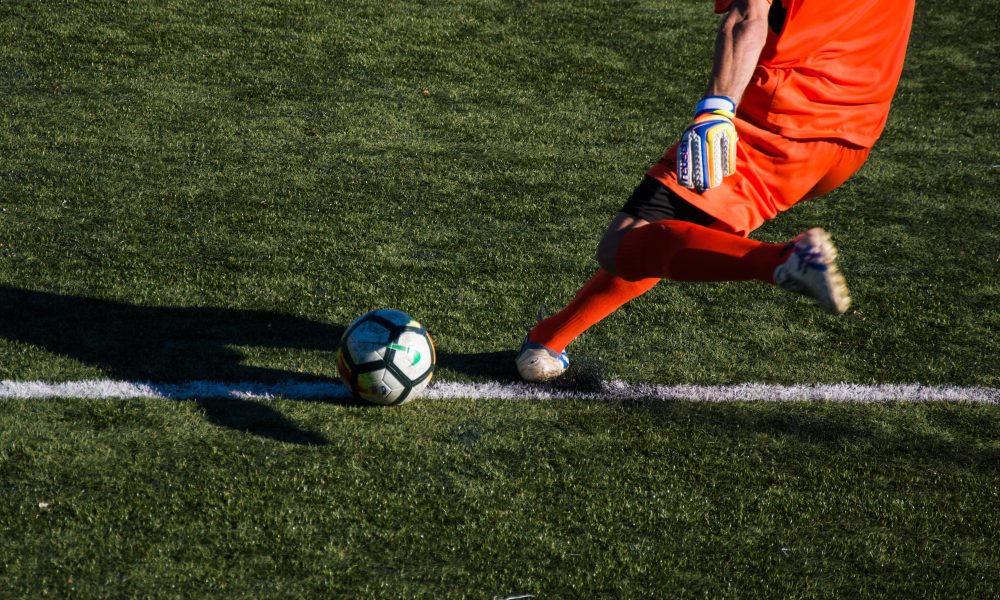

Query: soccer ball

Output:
[336, 309, 436, 405]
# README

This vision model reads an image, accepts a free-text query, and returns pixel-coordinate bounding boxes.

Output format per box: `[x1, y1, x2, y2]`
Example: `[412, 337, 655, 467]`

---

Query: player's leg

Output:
[542, 200, 789, 350]
[605, 216, 790, 283]
[531, 216, 657, 355]
[517, 131, 867, 381]
[515, 265, 658, 382]
[516, 178, 709, 382]
[529, 212, 655, 353]
[609, 216, 851, 314]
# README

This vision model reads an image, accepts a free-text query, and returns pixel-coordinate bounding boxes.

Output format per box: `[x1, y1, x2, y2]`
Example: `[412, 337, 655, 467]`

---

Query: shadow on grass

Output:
[0, 285, 360, 445]
[630, 397, 1000, 473]
[436, 350, 520, 382]
[440, 347, 999, 473]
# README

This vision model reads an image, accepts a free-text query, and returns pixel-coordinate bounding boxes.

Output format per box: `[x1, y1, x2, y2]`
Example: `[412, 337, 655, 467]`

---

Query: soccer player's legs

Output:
[524, 178, 712, 359]
[518, 124, 867, 380]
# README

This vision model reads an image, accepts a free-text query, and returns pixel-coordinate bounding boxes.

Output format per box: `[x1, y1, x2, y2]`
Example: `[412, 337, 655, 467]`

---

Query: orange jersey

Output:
[718, 0, 916, 147]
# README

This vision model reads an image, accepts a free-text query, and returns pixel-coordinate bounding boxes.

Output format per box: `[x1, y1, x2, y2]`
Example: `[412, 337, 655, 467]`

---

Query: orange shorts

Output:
[646, 117, 871, 237]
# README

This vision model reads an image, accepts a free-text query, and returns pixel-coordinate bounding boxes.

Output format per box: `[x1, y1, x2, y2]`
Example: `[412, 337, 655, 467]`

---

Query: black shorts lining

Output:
[620, 176, 717, 226]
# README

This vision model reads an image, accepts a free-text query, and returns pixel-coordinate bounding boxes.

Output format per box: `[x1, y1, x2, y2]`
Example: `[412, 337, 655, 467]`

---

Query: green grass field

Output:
[1, 0, 997, 596]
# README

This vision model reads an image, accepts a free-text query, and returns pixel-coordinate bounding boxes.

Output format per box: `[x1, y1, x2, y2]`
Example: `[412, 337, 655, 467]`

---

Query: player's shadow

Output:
[630, 397, 999, 473]
[0, 285, 355, 445]
[436, 350, 520, 382]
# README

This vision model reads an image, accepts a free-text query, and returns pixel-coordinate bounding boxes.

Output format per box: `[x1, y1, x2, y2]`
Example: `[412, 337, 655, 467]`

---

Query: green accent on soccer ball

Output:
[388, 343, 421, 366]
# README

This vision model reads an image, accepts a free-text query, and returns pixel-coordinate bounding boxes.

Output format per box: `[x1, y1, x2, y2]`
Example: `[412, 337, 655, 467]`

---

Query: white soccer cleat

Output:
[515, 339, 570, 382]
[773, 227, 851, 315]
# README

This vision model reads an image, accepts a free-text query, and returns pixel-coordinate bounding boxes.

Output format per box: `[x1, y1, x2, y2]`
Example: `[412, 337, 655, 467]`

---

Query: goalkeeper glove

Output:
[677, 95, 738, 192]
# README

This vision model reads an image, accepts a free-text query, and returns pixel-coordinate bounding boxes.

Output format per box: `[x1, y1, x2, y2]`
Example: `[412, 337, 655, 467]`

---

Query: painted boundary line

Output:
[0, 380, 997, 403]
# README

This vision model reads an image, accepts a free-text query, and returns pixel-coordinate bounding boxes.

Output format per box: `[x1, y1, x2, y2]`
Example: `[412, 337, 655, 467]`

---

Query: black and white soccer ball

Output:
[336, 309, 436, 405]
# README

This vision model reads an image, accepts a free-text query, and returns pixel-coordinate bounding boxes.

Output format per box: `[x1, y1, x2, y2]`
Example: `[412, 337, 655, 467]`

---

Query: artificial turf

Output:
[2, 398, 998, 597]
[0, 0, 997, 596]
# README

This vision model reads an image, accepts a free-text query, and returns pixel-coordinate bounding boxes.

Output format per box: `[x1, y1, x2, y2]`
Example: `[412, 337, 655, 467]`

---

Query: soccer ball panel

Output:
[408, 373, 432, 401]
[389, 330, 435, 382]
[343, 318, 391, 364]
[355, 369, 406, 405]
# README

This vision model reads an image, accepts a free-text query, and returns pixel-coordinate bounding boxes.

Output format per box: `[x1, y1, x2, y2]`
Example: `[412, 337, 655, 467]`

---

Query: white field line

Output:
[0, 380, 997, 403]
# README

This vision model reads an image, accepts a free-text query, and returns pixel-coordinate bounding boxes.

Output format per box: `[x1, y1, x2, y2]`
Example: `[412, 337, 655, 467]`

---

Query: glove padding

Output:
[677, 95, 737, 192]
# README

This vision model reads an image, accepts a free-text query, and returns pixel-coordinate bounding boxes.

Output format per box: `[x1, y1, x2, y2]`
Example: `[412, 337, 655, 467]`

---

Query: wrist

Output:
[694, 95, 736, 117]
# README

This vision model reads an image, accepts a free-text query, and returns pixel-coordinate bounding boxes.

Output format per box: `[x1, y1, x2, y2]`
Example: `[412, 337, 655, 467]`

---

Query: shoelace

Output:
[794, 244, 826, 272]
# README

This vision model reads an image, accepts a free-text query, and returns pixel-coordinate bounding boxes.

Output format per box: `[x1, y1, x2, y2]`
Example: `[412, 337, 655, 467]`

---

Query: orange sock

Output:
[528, 269, 658, 353]
[616, 220, 789, 283]
[529, 221, 788, 353]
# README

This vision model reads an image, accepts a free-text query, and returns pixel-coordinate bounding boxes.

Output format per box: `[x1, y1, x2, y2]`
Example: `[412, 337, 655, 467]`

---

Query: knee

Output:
[596, 212, 650, 276]
[596, 233, 620, 274]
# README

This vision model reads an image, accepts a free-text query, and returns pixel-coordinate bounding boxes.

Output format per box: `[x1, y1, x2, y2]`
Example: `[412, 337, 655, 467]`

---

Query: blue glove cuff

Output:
[694, 95, 736, 116]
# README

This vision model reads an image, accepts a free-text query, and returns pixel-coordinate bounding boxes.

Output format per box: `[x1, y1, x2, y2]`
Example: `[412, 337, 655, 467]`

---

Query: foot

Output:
[773, 228, 851, 315]
[515, 338, 569, 382]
